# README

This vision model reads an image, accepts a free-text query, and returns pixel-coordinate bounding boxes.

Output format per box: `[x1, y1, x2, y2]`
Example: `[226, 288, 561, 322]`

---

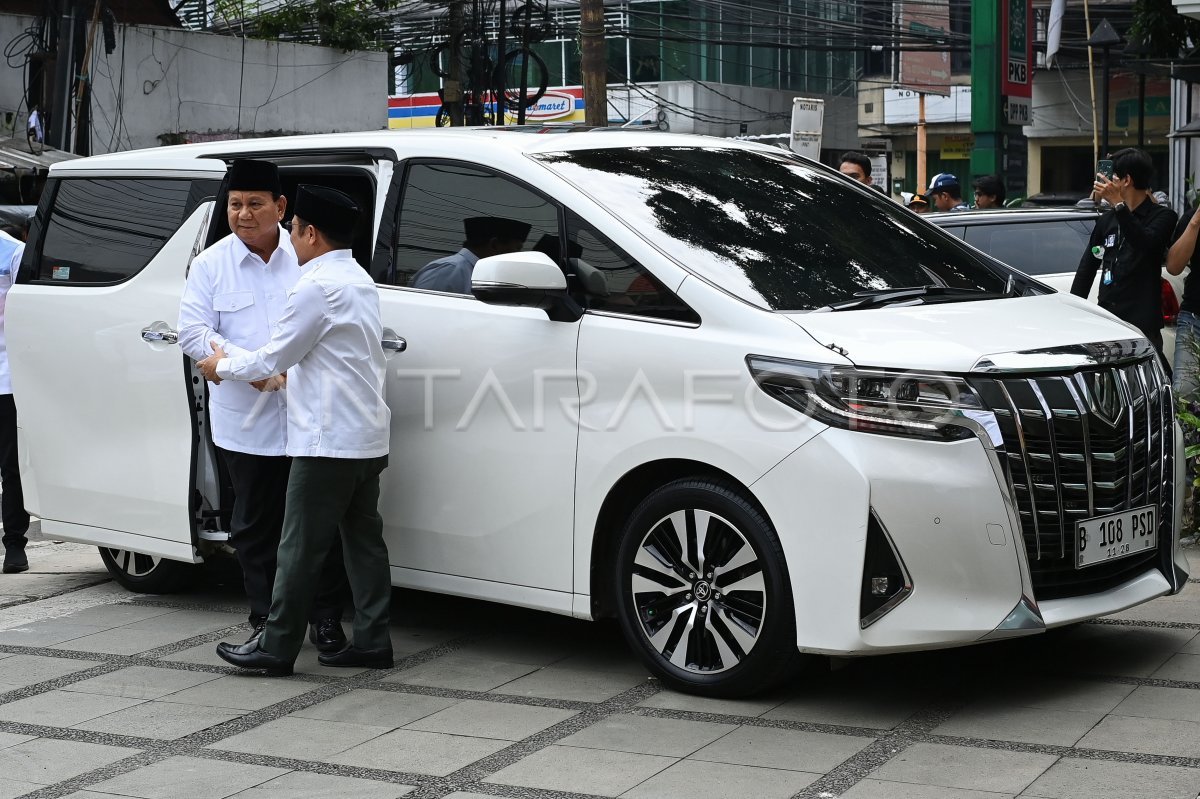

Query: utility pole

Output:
[580, 0, 607, 126]
[969, 0, 1002, 182]
[496, 0, 508, 125]
[446, 0, 464, 126]
[49, 0, 80, 152]
[72, 0, 102, 156]
[1087, 19, 1122, 160]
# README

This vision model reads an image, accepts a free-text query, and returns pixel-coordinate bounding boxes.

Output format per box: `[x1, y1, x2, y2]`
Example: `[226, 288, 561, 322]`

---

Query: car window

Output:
[534, 146, 1009, 311]
[393, 161, 559, 290]
[940, 225, 965, 240]
[24, 178, 217, 285]
[564, 211, 699, 324]
[963, 220, 1093, 276]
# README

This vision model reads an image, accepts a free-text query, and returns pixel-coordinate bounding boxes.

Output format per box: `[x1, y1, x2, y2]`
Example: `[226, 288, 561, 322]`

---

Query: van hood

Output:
[783, 293, 1143, 373]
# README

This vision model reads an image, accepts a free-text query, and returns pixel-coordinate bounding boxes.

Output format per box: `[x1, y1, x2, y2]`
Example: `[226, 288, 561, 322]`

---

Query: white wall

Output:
[0, 12, 387, 154]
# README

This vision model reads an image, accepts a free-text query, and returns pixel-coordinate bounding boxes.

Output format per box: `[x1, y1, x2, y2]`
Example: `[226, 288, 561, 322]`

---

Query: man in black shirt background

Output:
[1072, 148, 1177, 366]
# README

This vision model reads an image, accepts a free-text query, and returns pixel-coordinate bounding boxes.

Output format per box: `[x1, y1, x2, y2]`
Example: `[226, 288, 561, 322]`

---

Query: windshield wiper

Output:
[821, 285, 1002, 312]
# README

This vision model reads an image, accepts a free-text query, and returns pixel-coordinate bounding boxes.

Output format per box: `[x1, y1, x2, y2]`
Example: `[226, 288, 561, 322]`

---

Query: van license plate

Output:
[1075, 505, 1157, 569]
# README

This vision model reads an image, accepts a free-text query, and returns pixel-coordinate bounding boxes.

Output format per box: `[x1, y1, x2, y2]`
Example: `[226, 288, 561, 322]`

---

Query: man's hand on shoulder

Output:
[197, 341, 227, 384]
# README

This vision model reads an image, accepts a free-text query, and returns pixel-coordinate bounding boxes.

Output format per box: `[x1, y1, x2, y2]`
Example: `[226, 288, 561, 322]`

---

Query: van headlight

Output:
[747, 356, 986, 442]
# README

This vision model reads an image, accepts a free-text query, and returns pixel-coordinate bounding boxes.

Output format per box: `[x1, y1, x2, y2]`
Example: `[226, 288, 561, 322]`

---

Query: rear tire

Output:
[613, 478, 805, 697]
[98, 547, 198, 594]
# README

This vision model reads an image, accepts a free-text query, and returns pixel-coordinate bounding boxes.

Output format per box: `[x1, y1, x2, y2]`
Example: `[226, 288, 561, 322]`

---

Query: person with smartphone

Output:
[1072, 148, 1177, 366]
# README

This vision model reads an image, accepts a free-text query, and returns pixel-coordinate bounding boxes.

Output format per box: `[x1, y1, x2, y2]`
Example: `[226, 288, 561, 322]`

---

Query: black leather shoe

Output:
[216, 639, 293, 676]
[245, 617, 267, 645]
[308, 618, 347, 653]
[317, 646, 393, 669]
[3, 547, 28, 574]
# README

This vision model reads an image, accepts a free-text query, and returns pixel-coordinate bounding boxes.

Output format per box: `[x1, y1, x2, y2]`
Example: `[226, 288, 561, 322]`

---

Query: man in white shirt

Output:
[410, 215, 530, 293]
[200, 185, 391, 675]
[179, 160, 348, 651]
[0, 229, 29, 574]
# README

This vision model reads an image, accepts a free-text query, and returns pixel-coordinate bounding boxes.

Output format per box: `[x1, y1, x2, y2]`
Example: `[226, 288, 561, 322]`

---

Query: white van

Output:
[7, 130, 1188, 697]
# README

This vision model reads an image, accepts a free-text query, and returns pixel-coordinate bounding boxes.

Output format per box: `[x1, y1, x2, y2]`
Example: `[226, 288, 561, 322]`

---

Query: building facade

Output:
[389, 0, 862, 162]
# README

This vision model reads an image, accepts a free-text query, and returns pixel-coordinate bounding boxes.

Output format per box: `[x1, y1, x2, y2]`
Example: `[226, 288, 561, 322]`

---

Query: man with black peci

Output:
[179, 159, 349, 652]
[201, 185, 392, 674]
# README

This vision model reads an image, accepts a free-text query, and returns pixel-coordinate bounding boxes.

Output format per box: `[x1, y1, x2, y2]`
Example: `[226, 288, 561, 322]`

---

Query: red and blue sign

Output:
[388, 86, 585, 128]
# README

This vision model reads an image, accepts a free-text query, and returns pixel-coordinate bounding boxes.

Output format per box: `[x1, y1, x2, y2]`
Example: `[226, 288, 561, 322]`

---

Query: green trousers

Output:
[260, 455, 391, 660]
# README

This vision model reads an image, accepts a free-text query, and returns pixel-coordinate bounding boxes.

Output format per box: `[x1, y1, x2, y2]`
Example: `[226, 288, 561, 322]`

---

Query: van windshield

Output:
[533, 146, 1012, 311]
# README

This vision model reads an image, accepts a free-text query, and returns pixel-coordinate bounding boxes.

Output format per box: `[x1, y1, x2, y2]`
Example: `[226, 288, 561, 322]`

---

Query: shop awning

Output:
[0, 138, 80, 173]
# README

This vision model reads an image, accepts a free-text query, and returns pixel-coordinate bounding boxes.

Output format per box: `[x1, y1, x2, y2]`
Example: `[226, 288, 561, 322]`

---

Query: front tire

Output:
[98, 547, 198, 594]
[614, 478, 804, 697]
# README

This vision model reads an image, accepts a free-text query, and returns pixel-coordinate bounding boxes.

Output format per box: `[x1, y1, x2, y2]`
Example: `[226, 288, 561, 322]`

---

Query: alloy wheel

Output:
[629, 508, 766, 674]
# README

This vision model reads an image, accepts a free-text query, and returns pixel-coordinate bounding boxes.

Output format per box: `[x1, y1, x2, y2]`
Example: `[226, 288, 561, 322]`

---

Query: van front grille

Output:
[969, 359, 1172, 600]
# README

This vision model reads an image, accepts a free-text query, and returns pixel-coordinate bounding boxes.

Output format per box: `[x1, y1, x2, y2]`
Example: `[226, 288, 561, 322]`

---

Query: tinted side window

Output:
[394, 162, 558, 290]
[29, 178, 212, 285]
[566, 212, 699, 324]
[963, 220, 1090, 276]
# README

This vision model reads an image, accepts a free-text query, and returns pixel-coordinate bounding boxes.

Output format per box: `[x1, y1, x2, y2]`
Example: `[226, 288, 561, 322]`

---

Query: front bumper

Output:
[750, 423, 1187, 656]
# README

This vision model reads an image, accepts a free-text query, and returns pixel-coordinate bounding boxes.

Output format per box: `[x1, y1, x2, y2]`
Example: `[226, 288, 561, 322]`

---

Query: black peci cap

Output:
[227, 159, 282, 195]
[293, 184, 360, 243]
[463, 216, 532, 244]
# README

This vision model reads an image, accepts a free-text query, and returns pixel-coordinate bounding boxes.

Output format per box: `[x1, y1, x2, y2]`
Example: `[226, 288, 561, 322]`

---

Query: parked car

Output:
[0, 205, 35, 235]
[8, 131, 1188, 696]
[928, 207, 1184, 353]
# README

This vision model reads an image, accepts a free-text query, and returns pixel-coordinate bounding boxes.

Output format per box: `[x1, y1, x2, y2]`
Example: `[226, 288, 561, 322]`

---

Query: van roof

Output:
[51, 128, 782, 175]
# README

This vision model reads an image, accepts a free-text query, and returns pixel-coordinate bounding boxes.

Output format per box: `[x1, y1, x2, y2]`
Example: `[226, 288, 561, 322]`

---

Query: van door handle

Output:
[382, 336, 406, 352]
[141, 324, 178, 344]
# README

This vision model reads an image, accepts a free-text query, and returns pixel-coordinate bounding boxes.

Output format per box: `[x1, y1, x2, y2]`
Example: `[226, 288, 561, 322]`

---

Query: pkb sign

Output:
[1001, 0, 1033, 101]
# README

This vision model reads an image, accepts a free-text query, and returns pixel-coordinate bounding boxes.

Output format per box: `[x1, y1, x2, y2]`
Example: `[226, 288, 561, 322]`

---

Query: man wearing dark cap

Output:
[198, 185, 393, 675]
[179, 160, 349, 653]
[411, 215, 531, 294]
[927, 173, 970, 212]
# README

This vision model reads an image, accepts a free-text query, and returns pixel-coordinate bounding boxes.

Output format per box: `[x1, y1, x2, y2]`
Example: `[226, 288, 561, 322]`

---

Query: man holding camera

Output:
[1072, 148, 1177, 364]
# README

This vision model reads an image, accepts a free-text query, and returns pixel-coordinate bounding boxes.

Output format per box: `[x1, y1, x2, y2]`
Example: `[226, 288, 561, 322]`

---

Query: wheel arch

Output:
[587, 458, 771, 620]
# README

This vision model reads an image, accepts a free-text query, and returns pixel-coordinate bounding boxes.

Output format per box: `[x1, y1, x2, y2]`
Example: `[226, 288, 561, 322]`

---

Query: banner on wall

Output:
[388, 86, 586, 128]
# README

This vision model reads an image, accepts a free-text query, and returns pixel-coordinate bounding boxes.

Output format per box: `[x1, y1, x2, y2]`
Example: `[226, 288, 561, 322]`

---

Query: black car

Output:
[927, 207, 1182, 340]
[0, 205, 35, 236]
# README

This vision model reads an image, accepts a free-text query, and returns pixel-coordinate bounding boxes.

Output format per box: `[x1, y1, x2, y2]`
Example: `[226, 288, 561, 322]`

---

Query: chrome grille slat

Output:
[969, 355, 1172, 601]
[997, 381, 1041, 560]
[1062, 377, 1095, 517]
[1026, 378, 1065, 558]
[1117, 366, 1135, 512]
[1134, 362, 1154, 503]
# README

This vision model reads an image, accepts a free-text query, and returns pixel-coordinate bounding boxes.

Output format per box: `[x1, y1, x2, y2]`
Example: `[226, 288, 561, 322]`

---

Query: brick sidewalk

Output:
[0, 544, 1194, 798]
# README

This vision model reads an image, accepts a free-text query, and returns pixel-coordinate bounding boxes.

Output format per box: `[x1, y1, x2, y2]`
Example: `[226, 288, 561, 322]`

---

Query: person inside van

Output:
[410, 216, 531, 294]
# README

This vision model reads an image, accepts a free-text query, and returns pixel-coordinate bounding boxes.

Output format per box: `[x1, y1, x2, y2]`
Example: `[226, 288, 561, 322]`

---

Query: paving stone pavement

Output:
[0, 541, 1196, 798]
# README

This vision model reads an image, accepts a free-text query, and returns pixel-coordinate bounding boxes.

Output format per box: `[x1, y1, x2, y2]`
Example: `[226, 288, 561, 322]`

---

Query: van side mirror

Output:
[472, 251, 583, 322]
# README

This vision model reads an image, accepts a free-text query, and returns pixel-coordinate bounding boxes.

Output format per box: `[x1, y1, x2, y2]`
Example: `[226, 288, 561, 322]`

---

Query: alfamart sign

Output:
[388, 86, 585, 128]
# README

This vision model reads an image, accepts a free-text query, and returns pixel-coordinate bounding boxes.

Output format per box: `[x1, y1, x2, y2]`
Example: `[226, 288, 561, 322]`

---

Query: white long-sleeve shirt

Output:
[0, 230, 25, 396]
[178, 228, 298, 456]
[216, 250, 390, 460]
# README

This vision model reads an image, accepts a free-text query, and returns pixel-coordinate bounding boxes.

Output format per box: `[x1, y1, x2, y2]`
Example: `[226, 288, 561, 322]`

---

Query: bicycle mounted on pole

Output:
[428, 0, 552, 127]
